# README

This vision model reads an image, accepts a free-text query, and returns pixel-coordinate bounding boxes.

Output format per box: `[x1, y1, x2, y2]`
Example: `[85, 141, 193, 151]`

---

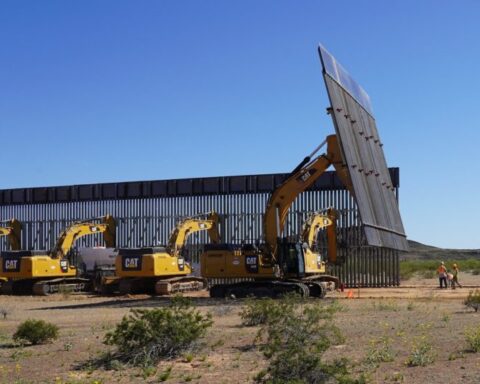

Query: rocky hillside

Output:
[405, 240, 480, 260]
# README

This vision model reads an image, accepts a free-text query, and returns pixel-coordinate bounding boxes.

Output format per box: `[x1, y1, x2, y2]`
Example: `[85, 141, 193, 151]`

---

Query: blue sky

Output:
[1, 0, 479, 249]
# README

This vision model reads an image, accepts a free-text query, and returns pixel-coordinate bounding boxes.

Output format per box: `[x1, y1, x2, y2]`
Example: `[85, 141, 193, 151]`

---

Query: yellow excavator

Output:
[0, 219, 22, 251]
[0, 219, 22, 286]
[0, 215, 116, 295]
[301, 208, 338, 274]
[201, 135, 351, 298]
[115, 211, 220, 295]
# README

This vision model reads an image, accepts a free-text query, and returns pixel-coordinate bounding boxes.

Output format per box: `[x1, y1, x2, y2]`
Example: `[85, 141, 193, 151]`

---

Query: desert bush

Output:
[253, 295, 355, 383]
[364, 336, 395, 368]
[465, 325, 480, 352]
[13, 319, 59, 345]
[158, 365, 173, 381]
[240, 295, 296, 327]
[405, 336, 435, 367]
[104, 296, 212, 367]
[464, 290, 480, 312]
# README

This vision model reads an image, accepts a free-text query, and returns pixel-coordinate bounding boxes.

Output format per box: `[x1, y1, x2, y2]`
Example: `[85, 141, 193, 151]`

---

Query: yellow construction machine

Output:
[0, 215, 116, 295]
[301, 208, 338, 271]
[201, 135, 351, 298]
[0, 219, 22, 286]
[115, 211, 220, 295]
[0, 219, 22, 251]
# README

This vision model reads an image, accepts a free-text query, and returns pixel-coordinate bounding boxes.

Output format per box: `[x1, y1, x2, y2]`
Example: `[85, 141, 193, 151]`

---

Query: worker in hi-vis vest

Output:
[437, 261, 448, 289]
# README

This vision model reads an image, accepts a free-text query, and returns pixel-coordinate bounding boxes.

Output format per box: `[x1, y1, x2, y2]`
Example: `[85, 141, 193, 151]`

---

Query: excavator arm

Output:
[302, 208, 338, 264]
[167, 211, 220, 257]
[0, 219, 22, 250]
[51, 215, 116, 259]
[302, 212, 333, 250]
[263, 135, 350, 260]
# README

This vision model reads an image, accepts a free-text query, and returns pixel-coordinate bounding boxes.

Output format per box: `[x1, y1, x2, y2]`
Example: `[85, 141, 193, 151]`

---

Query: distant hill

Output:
[403, 240, 480, 260]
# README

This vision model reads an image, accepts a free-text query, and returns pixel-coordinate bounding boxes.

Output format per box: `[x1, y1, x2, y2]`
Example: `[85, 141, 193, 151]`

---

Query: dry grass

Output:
[0, 288, 479, 383]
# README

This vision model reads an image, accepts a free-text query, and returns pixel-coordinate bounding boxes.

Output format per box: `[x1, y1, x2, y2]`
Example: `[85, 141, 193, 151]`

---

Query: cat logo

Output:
[300, 171, 312, 182]
[298, 169, 317, 183]
[122, 256, 142, 271]
[5, 259, 18, 270]
[3, 258, 21, 272]
[60, 259, 69, 273]
[245, 255, 259, 273]
[125, 258, 139, 268]
[177, 258, 185, 271]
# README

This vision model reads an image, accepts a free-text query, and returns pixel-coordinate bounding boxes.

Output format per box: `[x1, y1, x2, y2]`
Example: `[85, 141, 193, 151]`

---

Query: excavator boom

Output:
[302, 208, 338, 264]
[263, 135, 349, 259]
[0, 219, 22, 250]
[302, 213, 333, 249]
[51, 215, 116, 259]
[167, 212, 220, 257]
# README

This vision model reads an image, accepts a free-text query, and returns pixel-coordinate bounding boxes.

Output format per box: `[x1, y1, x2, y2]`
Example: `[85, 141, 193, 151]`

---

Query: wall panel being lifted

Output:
[318, 45, 408, 252]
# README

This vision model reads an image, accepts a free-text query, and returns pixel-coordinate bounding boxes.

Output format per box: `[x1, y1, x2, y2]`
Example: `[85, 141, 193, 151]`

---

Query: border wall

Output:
[0, 169, 401, 287]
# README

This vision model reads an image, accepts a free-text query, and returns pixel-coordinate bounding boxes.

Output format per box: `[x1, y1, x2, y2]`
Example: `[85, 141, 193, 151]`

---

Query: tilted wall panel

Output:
[318, 45, 408, 251]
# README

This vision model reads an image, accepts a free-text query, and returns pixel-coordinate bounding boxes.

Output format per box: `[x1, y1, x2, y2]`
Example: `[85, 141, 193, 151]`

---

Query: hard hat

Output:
[441, 261, 445, 265]
[453, 263, 457, 267]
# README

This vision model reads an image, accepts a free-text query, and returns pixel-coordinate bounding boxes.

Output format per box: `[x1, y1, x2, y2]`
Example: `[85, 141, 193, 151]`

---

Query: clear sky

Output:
[1, 0, 479, 249]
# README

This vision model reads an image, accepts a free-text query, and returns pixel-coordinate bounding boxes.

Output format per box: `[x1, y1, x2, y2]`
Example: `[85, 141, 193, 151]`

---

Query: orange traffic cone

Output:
[346, 289, 354, 299]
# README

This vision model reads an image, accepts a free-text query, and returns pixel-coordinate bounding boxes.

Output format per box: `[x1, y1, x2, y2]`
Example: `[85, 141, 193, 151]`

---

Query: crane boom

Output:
[51, 215, 116, 259]
[0, 219, 22, 250]
[263, 135, 349, 260]
[167, 211, 220, 257]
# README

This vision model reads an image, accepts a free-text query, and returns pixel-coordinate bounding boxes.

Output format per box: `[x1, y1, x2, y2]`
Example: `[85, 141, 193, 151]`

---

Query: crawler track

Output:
[1, 278, 90, 295]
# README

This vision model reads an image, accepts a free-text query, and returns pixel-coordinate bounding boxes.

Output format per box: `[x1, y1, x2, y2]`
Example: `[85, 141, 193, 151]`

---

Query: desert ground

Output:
[0, 274, 479, 384]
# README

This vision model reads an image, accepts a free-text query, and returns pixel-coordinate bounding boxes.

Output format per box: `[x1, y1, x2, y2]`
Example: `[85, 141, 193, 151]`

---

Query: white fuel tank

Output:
[77, 247, 118, 272]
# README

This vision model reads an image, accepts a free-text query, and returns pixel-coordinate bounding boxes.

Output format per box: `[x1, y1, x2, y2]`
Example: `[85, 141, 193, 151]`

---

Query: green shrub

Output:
[157, 366, 173, 382]
[464, 290, 480, 312]
[104, 296, 212, 366]
[364, 336, 395, 368]
[13, 319, 59, 345]
[465, 325, 480, 352]
[405, 337, 435, 367]
[253, 295, 353, 383]
[240, 296, 295, 326]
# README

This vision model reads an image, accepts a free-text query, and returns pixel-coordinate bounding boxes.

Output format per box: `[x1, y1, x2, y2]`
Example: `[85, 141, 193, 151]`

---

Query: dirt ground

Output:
[0, 274, 479, 384]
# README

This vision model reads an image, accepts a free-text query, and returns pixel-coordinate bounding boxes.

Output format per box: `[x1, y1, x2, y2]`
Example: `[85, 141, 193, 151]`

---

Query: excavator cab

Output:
[277, 239, 306, 278]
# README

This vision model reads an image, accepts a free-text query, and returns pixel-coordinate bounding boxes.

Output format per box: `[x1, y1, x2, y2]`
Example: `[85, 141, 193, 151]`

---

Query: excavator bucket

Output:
[102, 215, 117, 248]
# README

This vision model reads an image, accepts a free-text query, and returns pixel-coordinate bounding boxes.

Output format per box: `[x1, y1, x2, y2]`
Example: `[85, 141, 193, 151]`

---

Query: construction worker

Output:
[451, 263, 462, 289]
[437, 261, 448, 289]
